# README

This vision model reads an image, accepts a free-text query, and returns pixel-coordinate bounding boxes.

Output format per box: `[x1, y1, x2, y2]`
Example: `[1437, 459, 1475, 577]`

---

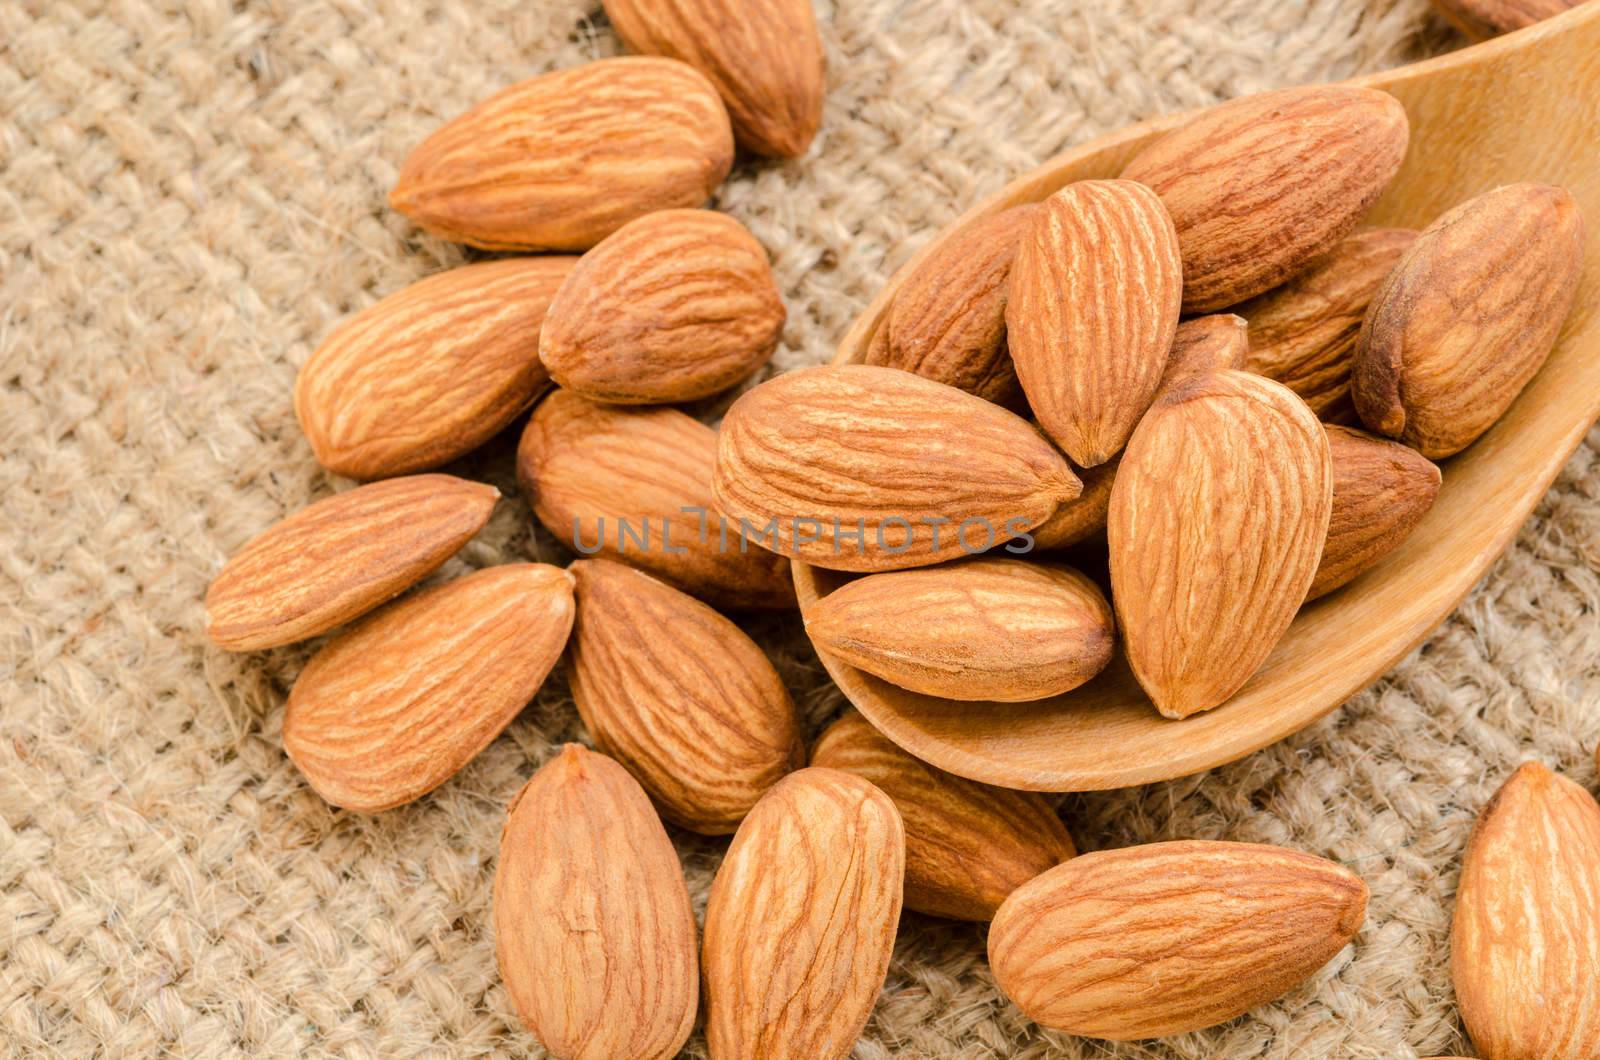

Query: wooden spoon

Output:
[793, 4, 1600, 792]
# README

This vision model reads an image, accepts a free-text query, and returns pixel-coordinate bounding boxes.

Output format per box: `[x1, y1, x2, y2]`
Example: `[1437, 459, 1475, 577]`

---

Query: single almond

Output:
[702, 767, 905, 1060]
[389, 57, 733, 251]
[1007, 179, 1182, 467]
[282, 564, 575, 812]
[1309, 426, 1440, 600]
[539, 209, 785, 404]
[567, 559, 803, 834]
[810, 711, 1075, 920]
[205, 475, 497, 651]
[295, 258, 575, 479]
[989, 839, 1368, 1040]
[1430, 0, 1577, 39]
[494, 745, 697, 1060]
[1030, 457, 1117, 550]
[1120, 85, 1410, 312]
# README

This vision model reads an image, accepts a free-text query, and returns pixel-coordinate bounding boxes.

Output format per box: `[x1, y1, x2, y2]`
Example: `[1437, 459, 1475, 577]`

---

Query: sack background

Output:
[4, 1, 1597, 1057]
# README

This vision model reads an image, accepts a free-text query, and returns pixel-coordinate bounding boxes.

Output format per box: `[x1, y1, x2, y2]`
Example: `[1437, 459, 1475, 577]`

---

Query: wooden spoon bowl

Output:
[794, 4, 1600, 792]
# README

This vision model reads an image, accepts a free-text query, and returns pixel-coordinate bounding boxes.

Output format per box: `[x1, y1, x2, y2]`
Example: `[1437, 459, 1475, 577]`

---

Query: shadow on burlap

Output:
[3, 1, 1596, 1057]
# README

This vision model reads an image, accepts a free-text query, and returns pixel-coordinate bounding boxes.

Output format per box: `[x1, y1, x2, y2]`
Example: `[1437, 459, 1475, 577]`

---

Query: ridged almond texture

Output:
[1352, 183, 1585, 458]
[1310, 426, 1441, 600]
[1030, 457, 1117, 550]
[295, 257, 575, 479]
[810, 712, 1075, 920]
[1120, 85, 1410, 312]
[205, 475, 497, 651]
[282, 564, 575, 812]
[702, 767, 905, 1060]
[1451, 762, 1600, 1060]
[713, 364, 1082, 571]
[602, 0, 825, 159]
[539, 209, 786, 404]
[567, 559, 803, 834]
[1007, 179, 1182, 467]
[866, 205, 1038, 403]
[389, 58, 734, 251]
[989, 840, 1368, 1041]
[1109, 369, 1332, 718]
[804, 558, 1114, 702]
[1239, 229, 1417, 421]
[517, 390, 794, 610]
[494, 745, 697, 1060]
[1430, 0, 1576, 39]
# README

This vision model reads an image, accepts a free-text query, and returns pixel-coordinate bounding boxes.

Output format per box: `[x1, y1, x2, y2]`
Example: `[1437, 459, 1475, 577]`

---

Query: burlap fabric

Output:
[4, 1, 1595, 1056]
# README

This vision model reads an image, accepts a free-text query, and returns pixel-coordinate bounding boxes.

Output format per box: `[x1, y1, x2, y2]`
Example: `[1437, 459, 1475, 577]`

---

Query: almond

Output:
[989, 839, 1368, 1040]
[539, 209, 785, 404]
[282, 564, 574, 812]
[810, 711, 1075, 920]
[713, 364, 1082, 571]
[389, 58, 733, 251]
[494, 745, 697, 1060]
[1120, 85, 1409, 312]
[1451, 762, 1600, 1060]
[1309, 426, 1440, 600]
[1109, 369, 1332, 718]
[295, 258, 575, 479]
[517, 390, 794, 610]
[1352, 183, 1584, 458]
[1161, 313, 1250, 388]
[1007, 179, 1182, 467]
[1030, 457, 1117, 550]
[804, 557, 1114, 701]
[702, 767, 904, 1060]
[205, 475, 497, 651]
[1430, 0, 1577, 39]
[567, 559, 802, 834]
[602, 0, 826, 159]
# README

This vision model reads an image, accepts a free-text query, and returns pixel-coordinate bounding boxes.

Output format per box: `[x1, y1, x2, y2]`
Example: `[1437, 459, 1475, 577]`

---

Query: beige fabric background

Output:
[4, 1, 1597, 1057]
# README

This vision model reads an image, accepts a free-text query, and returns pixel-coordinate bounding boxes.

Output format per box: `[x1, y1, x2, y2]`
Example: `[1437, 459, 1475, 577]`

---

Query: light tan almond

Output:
[1352, 183, 1585, 458]
[1452, 762, 1600, 1060]
[1030, 457, 1117, 550]
[206, 475, 497, 651]
[517, 390, 794, 610]
[282, 564, 575, 812]
[989, 840, 1368, 1040]
[702, 767, 905, 1060]
[295, 258, 575, 479]
[1108, 369, 1332, 718]
[567, 559, 802, 834]
[810, 712, 1075, 920]
[389, 58, 733, 251]
[1309, 426, 1440, 600]
[539, 209, 785, 404]
[713, 364, 1082, 571]
[494, 745, 697, 1060]
[1121, 85, 1410, 312]
[1430, 0, 1577, 39]
[1008, 179, 1182, 467]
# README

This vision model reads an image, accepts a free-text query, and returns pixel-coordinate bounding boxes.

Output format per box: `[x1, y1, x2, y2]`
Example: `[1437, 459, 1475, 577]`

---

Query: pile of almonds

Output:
[202, 2, 1600, 1055]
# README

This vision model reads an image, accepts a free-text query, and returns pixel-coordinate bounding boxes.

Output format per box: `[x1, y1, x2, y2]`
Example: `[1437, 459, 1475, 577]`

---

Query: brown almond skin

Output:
[1121, 85, 1410, 312]
[389, 58, 734, 251]
[989, 840, 1368, 1040]
[1008, 180, 1182, 467]
[804, 558, 1114, 702]
[1030, 457, 1117, 550]
[1239, 229, 1417, 419]
[702, 767, 905, 1060]
[602, 0, 825, 159]
[205, 475, 497, 651]
[539, 209, 785, 404]
[518, 390, 794, 610]
[713, 364, 1082, 571]
[1309, 426, 1440, 600]
[282, 564, 575, 812]
[494, 745, 697, 1060]
[295, 258, 575, 480]
[567, 560, 803, 834]
[1352, 183, 1584, 458]
[1430, 0, 1576, 39]
[1452, 762, 1600, 1059]
[810, 712, 1075, 920]
[866, 205, 1038, 403]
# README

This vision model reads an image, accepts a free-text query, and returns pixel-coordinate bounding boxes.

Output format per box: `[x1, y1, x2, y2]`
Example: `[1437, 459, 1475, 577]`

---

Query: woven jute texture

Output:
[4, 1, 1597, 1057]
